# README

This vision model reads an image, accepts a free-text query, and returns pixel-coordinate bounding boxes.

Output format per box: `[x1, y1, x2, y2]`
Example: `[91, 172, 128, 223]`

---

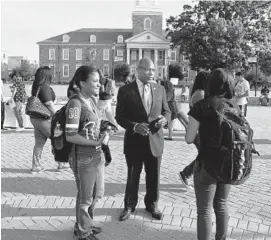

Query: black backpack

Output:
[202, 98, 259, 185]
[51, 96, 83, 163]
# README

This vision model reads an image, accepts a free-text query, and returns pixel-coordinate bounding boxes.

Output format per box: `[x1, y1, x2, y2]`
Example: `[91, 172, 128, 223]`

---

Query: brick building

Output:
[37, 0, 196, 83]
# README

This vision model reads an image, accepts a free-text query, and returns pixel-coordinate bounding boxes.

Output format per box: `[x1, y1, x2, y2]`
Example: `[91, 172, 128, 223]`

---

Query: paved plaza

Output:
[1, 105, 271, 240]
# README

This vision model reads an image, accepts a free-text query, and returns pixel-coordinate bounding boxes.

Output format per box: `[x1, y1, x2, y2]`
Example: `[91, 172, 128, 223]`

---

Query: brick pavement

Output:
[1, 105, 271, 240]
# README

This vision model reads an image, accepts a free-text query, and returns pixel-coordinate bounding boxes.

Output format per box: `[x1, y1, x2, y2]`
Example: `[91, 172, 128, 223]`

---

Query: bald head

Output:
[138, 58, 154, 68]
[136, 58, 155, 84]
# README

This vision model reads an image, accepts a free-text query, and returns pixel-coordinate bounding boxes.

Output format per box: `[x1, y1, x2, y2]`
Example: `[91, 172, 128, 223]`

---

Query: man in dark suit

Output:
[115, 58, 171, 221]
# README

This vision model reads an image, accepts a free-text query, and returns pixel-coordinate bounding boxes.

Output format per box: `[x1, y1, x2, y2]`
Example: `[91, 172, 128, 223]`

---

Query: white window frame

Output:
[170, 50, 176, 61]
[76, 49, 82, 60]
[63, 64, 69, 77]
[117, 49, 124, 57]
[89, 49, 96, 60]
[90, 35, 96, 43]
[76, 64, 81, 70]
[103, 64, 109, 76]
[144, 18, 151, 30]
[63, 49, 69, 60]
[49, 64, 55, 77]
[49, 49, 55, 60]
[117, 35, 123, 43]
[131, 50, 137, 60]
[103, 49, 109, 60]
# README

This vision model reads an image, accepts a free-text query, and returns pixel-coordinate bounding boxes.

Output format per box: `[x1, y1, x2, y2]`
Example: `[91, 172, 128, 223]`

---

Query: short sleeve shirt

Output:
[235, 79, 250, 105]
[65, 97, 102, 158]
[11, 79, 26, 102]
[38, 84, 56, 103]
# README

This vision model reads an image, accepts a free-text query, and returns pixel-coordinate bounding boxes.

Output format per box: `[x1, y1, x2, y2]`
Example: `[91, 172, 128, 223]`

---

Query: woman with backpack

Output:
[66, 65, 109, 240]
[179, 71, 209, 188]
[185, 68, 237, 240]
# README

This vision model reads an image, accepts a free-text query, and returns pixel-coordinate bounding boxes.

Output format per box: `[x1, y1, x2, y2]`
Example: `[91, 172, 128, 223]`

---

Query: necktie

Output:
[142, 84, 150, 114]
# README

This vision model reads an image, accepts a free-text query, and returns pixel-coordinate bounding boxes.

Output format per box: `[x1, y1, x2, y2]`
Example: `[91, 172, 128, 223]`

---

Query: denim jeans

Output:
[1, 100, 5, 128]
[14, 101, 24, 128]
[194, 162, 231, 240]
[30, 117, 51, 169]
[69, 153, 105, 239]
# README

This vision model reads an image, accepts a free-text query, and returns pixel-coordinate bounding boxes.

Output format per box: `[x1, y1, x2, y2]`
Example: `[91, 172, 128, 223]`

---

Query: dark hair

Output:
[190, 71, 209, 97]
[67, 65, 97, 98]
[31, 66, 52, 96]
[206, 68, 235, 99]
[235, 71, 243, 76]
[10, 69, 20, 79]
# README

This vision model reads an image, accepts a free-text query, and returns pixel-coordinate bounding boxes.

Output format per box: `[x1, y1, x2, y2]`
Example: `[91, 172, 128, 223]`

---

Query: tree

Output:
[166, 1, 271, 71]
[114, 63, 131, 82]
[245, 66, 266, 88]
[168, 63, 184, 80]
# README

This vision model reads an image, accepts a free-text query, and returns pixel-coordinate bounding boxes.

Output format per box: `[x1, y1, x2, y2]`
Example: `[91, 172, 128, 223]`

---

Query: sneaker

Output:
[179, 171, 194, 190]
[15, 127, 25, 132]
[57, 162, 70, 172]
[30, 166, 45, 174]
[1, 127, 8, 131]
[81, 234, 99, 240]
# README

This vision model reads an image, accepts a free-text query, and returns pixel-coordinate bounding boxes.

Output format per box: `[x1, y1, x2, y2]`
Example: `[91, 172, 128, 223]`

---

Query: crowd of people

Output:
[0, 58, 267, 240]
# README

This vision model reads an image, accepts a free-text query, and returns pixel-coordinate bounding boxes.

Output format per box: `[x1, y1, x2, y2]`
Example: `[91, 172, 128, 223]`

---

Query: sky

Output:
[1, 0, 192, 62]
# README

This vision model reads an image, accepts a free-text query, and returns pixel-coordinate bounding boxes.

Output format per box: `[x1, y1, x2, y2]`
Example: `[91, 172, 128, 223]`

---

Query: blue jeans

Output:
[30, 117, 51, 169]
[69, 152, 105, 239]
[194, 162, 231, 240]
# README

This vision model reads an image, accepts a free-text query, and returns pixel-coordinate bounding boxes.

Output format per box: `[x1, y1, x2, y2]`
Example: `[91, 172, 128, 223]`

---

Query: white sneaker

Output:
[15, 127, 25, 132]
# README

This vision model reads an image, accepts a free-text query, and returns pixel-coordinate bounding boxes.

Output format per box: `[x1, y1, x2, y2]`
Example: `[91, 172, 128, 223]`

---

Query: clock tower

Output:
[132, 0, 163, 36]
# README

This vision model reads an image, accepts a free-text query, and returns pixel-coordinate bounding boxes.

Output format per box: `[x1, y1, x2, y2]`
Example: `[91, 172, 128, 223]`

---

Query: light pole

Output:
[254, 46, 260, 97]
[111, 42, 116, 79]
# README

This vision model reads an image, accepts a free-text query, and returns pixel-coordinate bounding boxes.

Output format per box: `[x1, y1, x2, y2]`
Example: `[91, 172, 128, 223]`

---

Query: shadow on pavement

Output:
[1, 176, 187, 198]
[1, 168, 32, 174]
[253, 138, 271, 144]
[1, 226, 197, 240]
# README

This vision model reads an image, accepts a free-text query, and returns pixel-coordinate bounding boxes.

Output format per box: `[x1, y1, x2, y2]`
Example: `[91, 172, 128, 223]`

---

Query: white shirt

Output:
[136, 78, 152, 114]
[235, 78, 250, 105]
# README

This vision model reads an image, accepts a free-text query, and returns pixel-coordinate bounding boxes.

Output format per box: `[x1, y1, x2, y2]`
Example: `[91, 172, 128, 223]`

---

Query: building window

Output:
[144, 18, 151, 30]
[131, 50, 137, 60]
[49, 64, 55, 77]
[63, 64, 69, 77]
[63, 34, 70, 43]
[76, 64, 81, 70]
[76, 49, 82, 60]
[158, 51, 163, 60]
[49, 49, 55, 60]
[170, 50, 176, 61]
[103, 49, 109, 60]
[90, 35, 96, 43]
[117, 49, 124, 57]
[103, 64, 109, 76]
[117, 35, 123, 43]
[89, 49, 96, 60]
[63, 49, 69, 60]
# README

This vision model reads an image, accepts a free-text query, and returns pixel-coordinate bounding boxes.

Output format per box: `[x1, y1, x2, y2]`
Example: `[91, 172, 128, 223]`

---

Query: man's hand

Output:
[134, 123, 150, 136]
[155, 115, 167, 128]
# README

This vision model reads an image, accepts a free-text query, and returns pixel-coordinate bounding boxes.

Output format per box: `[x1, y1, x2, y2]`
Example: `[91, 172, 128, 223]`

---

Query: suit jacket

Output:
[115, 80, 171, 157]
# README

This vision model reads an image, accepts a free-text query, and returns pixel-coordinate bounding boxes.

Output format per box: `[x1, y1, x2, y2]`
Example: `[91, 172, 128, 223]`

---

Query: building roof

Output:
[37, 28, 168, 44]
[37, 28, 133, 44]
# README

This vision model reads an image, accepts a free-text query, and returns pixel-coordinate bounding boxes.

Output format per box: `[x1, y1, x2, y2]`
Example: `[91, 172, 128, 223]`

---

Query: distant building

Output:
[1, 50, 8, 65]
[7, 56, 24, 71]
[37, 0, 196, 83]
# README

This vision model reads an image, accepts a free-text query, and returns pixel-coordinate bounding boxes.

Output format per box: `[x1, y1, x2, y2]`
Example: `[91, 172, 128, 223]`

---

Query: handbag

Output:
[25, 86, 51, 119]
